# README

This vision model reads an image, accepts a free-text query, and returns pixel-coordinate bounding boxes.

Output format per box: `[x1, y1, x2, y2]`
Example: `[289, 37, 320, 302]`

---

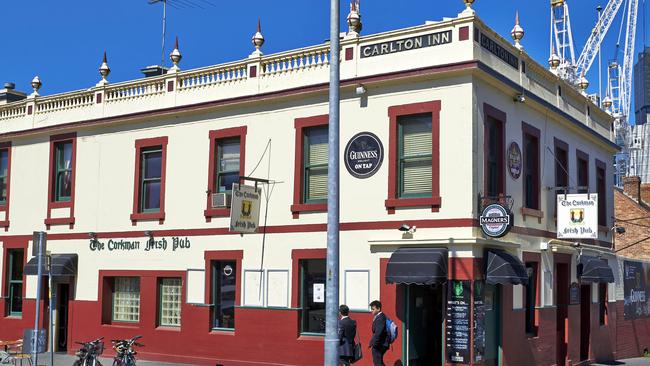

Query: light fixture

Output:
[399, 223, 416, 239]
[88, 232, 97, 240]
[514, 94, 526, 103]
[398, 224, 411, 232]
[614, 226, 626, 234]
[355, 84, 367, 96]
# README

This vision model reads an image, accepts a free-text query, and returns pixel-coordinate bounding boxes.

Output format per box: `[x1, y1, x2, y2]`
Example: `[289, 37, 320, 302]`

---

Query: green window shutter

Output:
[399, 115, 432, 197]
[304, 127, 328, 203]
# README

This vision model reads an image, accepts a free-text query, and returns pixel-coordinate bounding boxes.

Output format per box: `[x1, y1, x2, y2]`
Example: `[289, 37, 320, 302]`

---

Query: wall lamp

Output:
[399, 223, 416, 239]
[144, 230, 154, 242]
[355, 84, 367, 96]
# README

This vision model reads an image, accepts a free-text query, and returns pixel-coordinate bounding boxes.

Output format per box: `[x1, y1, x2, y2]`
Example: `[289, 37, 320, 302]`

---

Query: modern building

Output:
[0, 3, 631, 366]
[634, 47, 650, 125]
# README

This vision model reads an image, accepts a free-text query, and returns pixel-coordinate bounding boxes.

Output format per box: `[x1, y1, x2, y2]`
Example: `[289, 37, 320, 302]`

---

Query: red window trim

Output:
[483, 103, 506, 199]
[523, 252, 541, 338]
[385, 100, 442, 214]
[2, 240, 27, 317]
[204, 127, 247, 221]
[45, 133, 77, 229]
[521, 122, 542, 222]
[0, 142, 12, 230]
[553, 138, 569, 219]
[130, 136, 168, 225]
[595, 159, 607, 229]
[204, 250, 243, 331]
[292, 115, 329, 219]
[576, 149, 590, 193]
[290, 249, 326, 308]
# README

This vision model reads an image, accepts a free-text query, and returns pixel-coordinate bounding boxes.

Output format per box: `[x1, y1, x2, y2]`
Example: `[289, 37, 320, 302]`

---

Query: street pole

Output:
[48, 254, 54, 366]
[324, 0, 340, 364]
[32, 231, 46, 366]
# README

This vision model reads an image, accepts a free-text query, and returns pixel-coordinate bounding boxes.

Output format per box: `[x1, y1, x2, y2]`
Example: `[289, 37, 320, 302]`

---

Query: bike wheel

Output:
[111, 359, 122, 366]
[72, 361, 81, 366]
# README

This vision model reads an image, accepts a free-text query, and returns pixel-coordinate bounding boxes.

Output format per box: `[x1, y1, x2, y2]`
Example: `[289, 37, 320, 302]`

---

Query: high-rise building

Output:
[634, 47, 650, 124]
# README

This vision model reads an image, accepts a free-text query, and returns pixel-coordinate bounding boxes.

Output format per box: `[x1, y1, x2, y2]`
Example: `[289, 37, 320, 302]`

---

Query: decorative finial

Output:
[250, 18, 265, 57]
[346, 0, 362, 38]
[602, 94, 613, 111]
[460, 0, 475, 16]
[549, 44, 560, 71]
[169, 36, 182, 72]
[30, 76, 41, 98]
[578, 73, 589, 94]
[98, 51, 111, 86]
[511, 11, 524, 51]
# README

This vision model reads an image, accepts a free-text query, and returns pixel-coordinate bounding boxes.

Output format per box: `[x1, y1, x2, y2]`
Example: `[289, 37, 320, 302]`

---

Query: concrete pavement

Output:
[26, 352, 194, 366]
[592, 358, 650, 366]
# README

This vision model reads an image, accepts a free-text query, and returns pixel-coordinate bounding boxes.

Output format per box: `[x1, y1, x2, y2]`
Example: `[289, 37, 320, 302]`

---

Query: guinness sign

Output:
[344, 132, 384, 179]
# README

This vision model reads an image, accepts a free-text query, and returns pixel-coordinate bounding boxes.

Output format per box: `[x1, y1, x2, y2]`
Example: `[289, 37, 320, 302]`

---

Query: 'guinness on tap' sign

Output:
[344, 132, 384, 179]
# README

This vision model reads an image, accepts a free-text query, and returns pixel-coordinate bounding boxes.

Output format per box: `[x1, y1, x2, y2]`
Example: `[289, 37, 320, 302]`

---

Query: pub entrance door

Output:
[403, 284, 444, 365]
[483, 284, 502, 366]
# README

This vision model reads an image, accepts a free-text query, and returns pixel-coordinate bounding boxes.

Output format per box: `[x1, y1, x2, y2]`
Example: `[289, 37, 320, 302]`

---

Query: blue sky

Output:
[1, 0, 648, 116]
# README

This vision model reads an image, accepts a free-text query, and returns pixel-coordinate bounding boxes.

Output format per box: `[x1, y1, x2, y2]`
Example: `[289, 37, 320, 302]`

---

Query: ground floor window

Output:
[300, 259, 326, 334]
[5, 249, 24, 316]
[159, 278, 181, 327]
[211, 260, 236, 330]
[112, 277, 140, 322]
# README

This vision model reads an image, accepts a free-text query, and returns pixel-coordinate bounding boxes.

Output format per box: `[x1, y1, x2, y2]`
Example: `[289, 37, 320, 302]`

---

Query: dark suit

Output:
[338, 316, 357, 365]
[369, 312, 388, 366]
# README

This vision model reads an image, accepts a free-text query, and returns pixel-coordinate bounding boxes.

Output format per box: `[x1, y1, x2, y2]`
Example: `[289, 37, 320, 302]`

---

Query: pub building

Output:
[0, 1, 631, 365]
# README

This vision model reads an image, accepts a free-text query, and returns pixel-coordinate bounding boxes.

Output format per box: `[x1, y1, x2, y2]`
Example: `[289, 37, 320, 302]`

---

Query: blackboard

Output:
[569, 282, 580, 305]
[473, 281, 486, 363]
[446, 280, 471, 364]
[22, 328, 46, 354]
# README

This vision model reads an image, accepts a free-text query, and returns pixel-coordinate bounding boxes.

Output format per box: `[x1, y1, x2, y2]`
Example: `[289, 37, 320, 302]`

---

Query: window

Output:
[131, 137, 167, 223]
[577, 150, 589, 194]
[599, 283, 607, 326]
[0, 148, 9, 204]
[525, 262, 538, 336]
[52, 141, 73, 202]
[215, 139, 240, 195]
[158, 278, 181, 327]
[211, 260, 237, 330]
[46, 134, 76, 228]
[596, 161, 606, 227]
[522, 123, 540, 210]
[5, 249, 23, 316]
[485, 115, 505, 198]
[398, 114, 432, 198]
[205, 127, 246, 220]
[303, 126, 328, 203]
[554, 139, 569, 216]
[112, 277, 140, 323]
[300, 259, 326, 334]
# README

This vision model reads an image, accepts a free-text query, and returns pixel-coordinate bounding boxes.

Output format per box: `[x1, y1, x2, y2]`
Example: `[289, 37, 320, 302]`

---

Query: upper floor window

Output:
[53, 141, 73, 202]
[596, 161, 606, 227]
[522, 123, 540, 210]
[554, 140, 569, 191]
[485, 116, 504, 198]
[140, 147, 163, 212]
[205, 127, 246, 220]
[0, 148, 9, 204]
[303, 126, 328, 204]
[577, 151, 589, 194]
[5, 249, 24, 316]
[398, 114, 432, 198]
[215, 138, 240, 194]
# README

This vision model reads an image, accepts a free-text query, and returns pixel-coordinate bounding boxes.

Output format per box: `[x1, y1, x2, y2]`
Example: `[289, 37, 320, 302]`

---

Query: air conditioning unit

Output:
[212, 192, 231, 208]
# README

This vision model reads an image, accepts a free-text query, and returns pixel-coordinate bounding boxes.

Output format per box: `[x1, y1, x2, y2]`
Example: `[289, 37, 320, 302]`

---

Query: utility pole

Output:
[149, 0, 167, 67]
[324, 0, 340, 364]
[32, 231, 46, 366]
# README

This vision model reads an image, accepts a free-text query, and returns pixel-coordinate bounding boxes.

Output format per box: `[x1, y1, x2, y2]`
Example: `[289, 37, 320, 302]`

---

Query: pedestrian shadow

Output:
[392, 361, 403, 366]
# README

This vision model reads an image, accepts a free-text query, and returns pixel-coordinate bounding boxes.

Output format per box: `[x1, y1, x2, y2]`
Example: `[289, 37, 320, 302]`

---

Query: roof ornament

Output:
[549, 44, 561, 72]
[251, 18, 265, 57]
[511, 11, 524, 51]
[602, 92, 613, 112]
[346, 0, 362, 38]
[29, 76, 42, 98]
[578, 72, 590, 95]
[98, 51, 111, 86]
[460, 0, 475, 16]
[169, 36, 182, 72]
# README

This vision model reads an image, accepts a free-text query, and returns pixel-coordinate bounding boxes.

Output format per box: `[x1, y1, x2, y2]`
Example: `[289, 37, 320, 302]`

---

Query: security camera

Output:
[355, 84, 367, 96]
[398, 224, 411, 232]
[615, 226, 626, 234]
[514, 94, 526, 103]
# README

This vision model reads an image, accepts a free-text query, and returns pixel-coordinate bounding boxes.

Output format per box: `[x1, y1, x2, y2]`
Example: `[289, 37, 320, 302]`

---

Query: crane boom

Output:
[621, 0, 639, 119]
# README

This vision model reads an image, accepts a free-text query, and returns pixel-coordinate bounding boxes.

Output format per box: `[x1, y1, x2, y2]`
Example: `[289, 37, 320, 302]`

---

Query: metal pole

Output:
[49, 258, 54, 366]
[32, 231, 46, 366]
[324, 0, 340, 364]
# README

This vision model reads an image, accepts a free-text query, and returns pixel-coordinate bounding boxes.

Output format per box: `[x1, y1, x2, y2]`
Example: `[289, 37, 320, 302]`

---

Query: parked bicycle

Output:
[111, 335, 144, 366]
[72, 337, 105, 366]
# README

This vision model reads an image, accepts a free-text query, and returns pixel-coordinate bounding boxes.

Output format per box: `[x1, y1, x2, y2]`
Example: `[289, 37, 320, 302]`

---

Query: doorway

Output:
[483, 284, 501, 366]
[57, 284, 70, 352]
[556, 263, 569, 366]
[580, 284, 591, 361]
[404, 284, 444, 365]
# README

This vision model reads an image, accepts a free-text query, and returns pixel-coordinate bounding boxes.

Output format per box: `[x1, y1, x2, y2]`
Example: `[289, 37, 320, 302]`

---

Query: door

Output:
[57, 284, 70, 351]
[404, 284, 443, 365]
[556, 263, 569, 366]
[580, 285, 591, 361]
[484, 284, 501, 366]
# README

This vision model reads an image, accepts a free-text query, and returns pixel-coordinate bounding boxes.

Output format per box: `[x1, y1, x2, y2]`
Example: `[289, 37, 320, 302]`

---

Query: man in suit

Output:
[338, 304, 357, 366]
[368, 300, 389, 366]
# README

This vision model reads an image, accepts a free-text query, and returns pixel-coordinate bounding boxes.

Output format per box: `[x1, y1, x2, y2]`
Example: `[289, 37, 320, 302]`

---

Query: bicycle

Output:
[72, 337, 105, 366]
[111, 335, 144, 366]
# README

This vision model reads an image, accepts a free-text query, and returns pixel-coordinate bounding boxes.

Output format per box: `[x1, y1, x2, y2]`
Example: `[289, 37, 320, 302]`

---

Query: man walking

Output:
[368, 300, 388, 366]
[338, 304, 357, 366]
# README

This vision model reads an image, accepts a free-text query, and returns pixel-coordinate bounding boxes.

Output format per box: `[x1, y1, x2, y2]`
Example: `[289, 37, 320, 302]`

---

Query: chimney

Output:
[0, 82, 27, 105]
[623, 176, 641, 201]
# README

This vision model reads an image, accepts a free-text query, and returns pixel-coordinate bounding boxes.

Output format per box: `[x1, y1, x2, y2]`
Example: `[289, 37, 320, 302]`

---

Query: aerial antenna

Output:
[149, 0, 167, 67]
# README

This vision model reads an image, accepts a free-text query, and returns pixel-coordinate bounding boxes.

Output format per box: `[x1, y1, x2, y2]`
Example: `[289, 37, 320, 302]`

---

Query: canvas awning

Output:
[24, 254, 78, 276]
[485, 249, 529, 285]
[578, 255, 615, 283]
[385, 247, 447, 285]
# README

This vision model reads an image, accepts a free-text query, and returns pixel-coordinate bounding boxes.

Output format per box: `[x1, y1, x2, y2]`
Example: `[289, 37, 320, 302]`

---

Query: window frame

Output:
[397, 114, 433, 199]
[130, 136, 168, 224]
[298, 258, 327, 335]
[291, 249, 327, 337]
[5, 248, 24, 317]
[576, 149, 590, 194]
[204, 250, 242, 332]
[111, 277, 141, 324]
[303, 126, 329, 204]
[291, 115, 328, 218]
[523, 252, 540, 338]
[157, 277, 182, 328]
[205, 127, 247, 220]
[0, 142, 12, 229]
[483, 104, 506, 199]
[596, 159, 607, 228]
[521, 122, 543, 220]
[45, 133, 76, 228]
[385, 100, 441, 213]
[554, 138, 569, 218]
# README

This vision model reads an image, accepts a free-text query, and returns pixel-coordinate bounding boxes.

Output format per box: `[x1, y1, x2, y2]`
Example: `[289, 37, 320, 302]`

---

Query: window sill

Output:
[50, 201, 72, 209]
[384, 196, 442, 214]
[209, 328, 235, 335]
[4, 315, 23, 319]
[520, 207, 544, 223]
[291, 203, 327, 219]
[204, 207, 230, 222]
[298, 334, 326, 341]
[130, 212, 165, 225]
[102, 322, 140, 329]
[155, 326, 181, 332]
[44, 217, 75, 228]
[0, 220, 9, 230]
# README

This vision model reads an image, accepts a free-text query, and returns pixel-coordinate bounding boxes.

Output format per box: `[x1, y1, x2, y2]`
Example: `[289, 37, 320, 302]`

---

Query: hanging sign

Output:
[557, 194, 598, 239]
[480, 204, 512, 238]
[507, 142, 522, 180]
[344, 132, 384, 179]
[230, 183, 262, 234]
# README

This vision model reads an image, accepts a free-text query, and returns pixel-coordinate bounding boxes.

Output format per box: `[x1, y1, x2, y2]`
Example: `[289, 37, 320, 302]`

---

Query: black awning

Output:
[24, 254, 78, 276]
[578, 255, 615, 283]
[386, 247, 447, 285]
[486, 250, 528, 285]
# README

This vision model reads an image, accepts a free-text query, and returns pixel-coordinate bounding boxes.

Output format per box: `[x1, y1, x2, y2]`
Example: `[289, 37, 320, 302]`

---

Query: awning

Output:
[386, 247, 447, 285]
[486, 249, 528, 285]
[578, 255, 615, 283]
[24, 254, 78, 276]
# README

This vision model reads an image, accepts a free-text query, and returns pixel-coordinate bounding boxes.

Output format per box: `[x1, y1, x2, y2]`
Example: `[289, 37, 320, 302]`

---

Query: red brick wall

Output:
[614, 301, 650, 359]
[614, 190, 650, 260]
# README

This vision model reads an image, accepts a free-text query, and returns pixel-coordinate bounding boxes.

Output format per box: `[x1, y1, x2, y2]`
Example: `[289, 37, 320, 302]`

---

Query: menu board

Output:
[446, 280, 471, 364]
[623, 260, 650, 319]
[473, 281, 486, 363]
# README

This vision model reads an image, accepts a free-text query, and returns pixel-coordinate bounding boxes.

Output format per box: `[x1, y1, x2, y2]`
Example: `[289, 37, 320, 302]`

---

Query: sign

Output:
[507, 142, 522, 180]
[230, 183, 262, 234]
[89, 237, 191, 252]
[446, 280, 471, 364]
[480, 32, 519, 69]
[361, 30, 452, 58]
[569, 282, 580, 305]
[623, 260, 650, 319]
[313, 283, 325, 303]
[23, 328, 46, 354]
[473, 281, 486, 363]
[344, 132, 384, 179]
[480, 204, 512, 238]
[557, 194, 598, 239]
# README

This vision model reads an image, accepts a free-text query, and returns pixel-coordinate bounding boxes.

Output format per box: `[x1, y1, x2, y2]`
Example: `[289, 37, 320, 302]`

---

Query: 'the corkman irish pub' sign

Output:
[557, 194, 598, 239]
[344, 132, 384, 178]
[361, 30, 452, 58]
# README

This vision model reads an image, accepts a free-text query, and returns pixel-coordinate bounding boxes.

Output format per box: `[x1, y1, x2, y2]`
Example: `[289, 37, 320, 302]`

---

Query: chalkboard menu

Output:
[569, 282, 580, 305]
[473, 281, 486, 363]
[446, 280, 471, 364]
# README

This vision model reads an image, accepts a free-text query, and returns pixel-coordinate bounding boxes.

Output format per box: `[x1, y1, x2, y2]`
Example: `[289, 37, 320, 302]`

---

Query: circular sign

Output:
[344, 132, 384, 179]
[479, 204, 511, 238]
[508, 142, 522, 180]
[223, 265, 233, 277]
